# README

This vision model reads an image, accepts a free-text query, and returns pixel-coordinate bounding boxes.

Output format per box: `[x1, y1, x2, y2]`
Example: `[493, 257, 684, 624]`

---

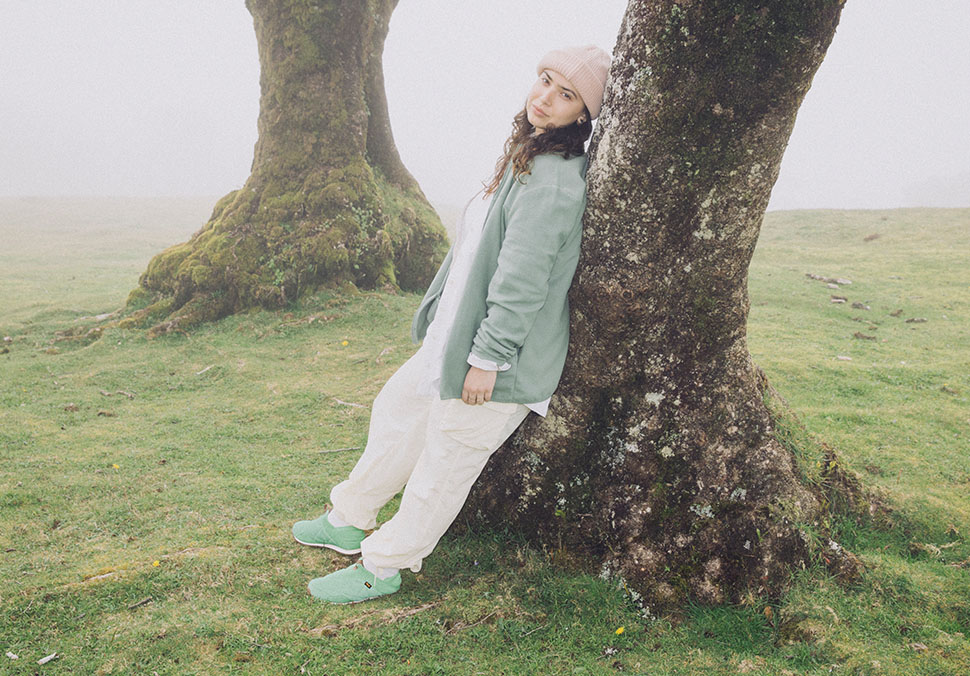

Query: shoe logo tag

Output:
[364, 581, 372, 588]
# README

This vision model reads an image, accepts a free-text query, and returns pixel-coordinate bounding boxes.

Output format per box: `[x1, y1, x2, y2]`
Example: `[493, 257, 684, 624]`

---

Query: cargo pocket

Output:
[438, 398, 523, 451]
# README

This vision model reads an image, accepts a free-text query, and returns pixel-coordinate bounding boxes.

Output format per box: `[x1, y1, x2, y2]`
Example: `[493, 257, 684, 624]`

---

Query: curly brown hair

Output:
[484, 106, 592, 195]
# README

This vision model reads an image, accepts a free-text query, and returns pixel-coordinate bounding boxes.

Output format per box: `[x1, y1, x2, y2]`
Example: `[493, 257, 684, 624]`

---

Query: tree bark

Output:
[127, 0, 447, 335]
[463, 0, 859, 612]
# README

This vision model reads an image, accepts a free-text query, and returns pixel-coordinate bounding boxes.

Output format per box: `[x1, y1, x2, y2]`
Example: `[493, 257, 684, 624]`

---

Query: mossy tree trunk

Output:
[463, 0, 859, 613]
[129, 0, 447, 334]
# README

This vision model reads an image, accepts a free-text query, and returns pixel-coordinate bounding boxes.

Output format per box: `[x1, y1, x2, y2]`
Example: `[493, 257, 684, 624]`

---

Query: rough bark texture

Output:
[125, 0, 447, 335]
[463, 0, 856, 613]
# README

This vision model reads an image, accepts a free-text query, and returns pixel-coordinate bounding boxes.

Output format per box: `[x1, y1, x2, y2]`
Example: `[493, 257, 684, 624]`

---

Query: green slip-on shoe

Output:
[308, 561, 401, 604]
[292, 511, 366, 555]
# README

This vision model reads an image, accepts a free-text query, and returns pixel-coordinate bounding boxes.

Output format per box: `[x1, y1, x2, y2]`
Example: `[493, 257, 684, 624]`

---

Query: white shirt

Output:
[416, 188, 551, 416]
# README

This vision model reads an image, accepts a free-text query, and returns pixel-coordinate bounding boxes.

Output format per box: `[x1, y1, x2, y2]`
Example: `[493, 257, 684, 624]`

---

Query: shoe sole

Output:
[307, 586, 399, 604]
[292, 533, 362, 555]
[327, 589, 398, 605]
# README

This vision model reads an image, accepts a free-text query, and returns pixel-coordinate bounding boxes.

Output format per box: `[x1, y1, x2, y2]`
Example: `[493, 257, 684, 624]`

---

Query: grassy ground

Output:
[1, 198, 968, 675]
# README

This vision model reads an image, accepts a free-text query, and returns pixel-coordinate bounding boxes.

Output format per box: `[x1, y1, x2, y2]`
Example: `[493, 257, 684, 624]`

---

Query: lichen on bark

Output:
[462, 0, 863, 614]
[126, 0, 447, 335]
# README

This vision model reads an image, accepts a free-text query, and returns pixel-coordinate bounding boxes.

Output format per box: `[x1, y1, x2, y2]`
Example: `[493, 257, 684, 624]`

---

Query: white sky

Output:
[1, 1, 968, 210]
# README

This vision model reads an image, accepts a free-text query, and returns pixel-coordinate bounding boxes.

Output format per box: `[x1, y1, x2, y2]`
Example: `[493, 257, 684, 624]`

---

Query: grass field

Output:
[1, 198, 968, 675]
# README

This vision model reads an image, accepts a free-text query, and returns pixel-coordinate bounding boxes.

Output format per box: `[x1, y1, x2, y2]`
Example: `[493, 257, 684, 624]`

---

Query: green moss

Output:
[140, 241, 193, 294]
[118, 297, 175, 330]
[207, 189, 239, 223]
[373, 169, 448, 291]
[124, 285, 152, 310]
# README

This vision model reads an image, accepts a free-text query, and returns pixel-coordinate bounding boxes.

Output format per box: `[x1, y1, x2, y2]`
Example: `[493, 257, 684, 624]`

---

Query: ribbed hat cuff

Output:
[536, 49, 607, 119]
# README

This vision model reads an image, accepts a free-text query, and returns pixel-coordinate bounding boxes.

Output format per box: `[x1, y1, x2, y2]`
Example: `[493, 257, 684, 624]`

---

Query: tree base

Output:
[459, 363, 875, 614]
[126, 167, 447, 335]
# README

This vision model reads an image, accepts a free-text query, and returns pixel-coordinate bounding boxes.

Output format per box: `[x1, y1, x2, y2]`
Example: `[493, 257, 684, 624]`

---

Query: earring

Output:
[578, 116, 587, 124]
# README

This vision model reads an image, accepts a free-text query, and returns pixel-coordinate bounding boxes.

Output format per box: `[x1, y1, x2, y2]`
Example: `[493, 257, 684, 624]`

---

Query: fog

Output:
[1, 1, 968, 210]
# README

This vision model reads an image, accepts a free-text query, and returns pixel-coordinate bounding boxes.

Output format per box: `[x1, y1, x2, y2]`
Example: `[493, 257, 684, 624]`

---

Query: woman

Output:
[293, 45, 611, 604]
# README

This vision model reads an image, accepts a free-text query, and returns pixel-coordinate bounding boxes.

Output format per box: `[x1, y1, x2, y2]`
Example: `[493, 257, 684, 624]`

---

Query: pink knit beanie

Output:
[536, 45, 612, 119]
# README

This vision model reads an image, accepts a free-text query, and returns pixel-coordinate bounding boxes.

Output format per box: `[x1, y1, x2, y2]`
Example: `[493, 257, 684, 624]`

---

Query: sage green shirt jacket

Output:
[411, 152, 587, 404]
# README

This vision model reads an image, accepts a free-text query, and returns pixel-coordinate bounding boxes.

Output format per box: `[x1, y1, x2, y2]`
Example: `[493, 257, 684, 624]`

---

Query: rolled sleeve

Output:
[467, 352, 511, 372]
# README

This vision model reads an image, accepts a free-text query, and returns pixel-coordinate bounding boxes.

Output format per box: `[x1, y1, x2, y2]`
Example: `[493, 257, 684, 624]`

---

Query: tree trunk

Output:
[463, 0, 860, 612]
[127, 0, 447, 335]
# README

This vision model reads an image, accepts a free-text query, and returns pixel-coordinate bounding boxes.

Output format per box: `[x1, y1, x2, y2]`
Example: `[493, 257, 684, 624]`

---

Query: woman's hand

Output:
[462, 366, 497, 405]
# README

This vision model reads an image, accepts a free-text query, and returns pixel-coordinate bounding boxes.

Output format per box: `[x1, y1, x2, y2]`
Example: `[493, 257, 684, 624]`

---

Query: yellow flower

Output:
[112, 464, 120, 469]
[341, 340, 349, 346]
[615, 626, 625, 635]
[152, 560, 160, 567]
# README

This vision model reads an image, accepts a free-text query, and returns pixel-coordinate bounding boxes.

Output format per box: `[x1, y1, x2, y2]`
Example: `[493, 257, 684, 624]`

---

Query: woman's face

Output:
[526, 69, 586, 134]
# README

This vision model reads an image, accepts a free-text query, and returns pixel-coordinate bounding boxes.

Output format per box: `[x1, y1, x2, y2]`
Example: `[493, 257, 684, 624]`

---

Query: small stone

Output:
[830, 296, 847, 303]
[905, 317, 927, 323]
[852, 332, 876, 340]
[851, 302, 870, 310]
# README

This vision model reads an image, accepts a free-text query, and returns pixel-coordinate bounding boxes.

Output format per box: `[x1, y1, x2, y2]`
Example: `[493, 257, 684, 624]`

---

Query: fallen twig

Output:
[317, 446, 363, 454]
[446, 610, 497, 635]
[127, 597, 153, 610]
[334, 398, 366, 409]
[84, 571, 119, 582]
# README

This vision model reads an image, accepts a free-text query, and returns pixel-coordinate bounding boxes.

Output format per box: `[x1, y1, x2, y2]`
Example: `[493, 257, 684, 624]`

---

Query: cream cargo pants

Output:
[329, 349, 530, 572]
